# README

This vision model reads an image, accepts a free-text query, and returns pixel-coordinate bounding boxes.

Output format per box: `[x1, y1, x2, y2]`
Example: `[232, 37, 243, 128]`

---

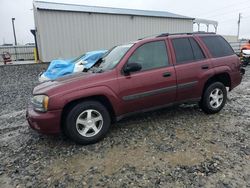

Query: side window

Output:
[127, 41, 169, 71]
[172, 38, 194, 64]
[172, 38, 205, 64]
[201, 36, 234, 58]
[189, 38, 205, 60]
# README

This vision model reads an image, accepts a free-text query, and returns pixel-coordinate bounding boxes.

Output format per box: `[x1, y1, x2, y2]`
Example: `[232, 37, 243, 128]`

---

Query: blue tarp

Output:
[40, 50, 107, 81]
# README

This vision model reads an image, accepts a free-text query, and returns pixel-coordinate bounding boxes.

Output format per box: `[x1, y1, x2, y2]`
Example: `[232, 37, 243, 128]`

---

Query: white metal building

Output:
[33, 1, 194, 62]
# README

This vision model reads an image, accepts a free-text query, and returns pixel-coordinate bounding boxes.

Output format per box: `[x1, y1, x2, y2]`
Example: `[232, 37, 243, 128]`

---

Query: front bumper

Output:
[26, 105, 62, 134]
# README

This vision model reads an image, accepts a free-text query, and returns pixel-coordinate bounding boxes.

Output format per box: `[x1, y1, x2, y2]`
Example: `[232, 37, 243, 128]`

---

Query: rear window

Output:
[201, 36, 234, 58]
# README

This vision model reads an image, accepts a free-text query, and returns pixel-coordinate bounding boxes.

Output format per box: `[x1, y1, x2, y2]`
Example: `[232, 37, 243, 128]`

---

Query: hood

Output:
[33, 71, 112, 96]
[54, 71, 91, 83]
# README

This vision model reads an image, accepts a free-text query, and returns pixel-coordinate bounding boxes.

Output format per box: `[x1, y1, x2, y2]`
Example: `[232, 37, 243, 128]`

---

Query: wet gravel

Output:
[0, 64, 249, 188]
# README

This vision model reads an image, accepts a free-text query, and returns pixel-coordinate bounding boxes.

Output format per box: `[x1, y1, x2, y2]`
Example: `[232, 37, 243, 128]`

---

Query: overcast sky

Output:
[0, 0, 250, 44]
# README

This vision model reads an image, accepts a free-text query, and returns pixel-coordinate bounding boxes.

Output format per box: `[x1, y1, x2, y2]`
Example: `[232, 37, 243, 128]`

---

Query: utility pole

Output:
[12, 18, 17, 45]
[237, 13, 242, 41]
[12, 18, 18, 61]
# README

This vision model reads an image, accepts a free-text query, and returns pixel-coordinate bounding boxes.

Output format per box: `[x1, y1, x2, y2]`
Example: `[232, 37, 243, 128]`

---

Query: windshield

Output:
[94, 44, 133, 72]
[70, 53, 86, 63]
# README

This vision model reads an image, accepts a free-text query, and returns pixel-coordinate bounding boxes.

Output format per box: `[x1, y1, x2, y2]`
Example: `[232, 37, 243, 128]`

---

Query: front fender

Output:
[49, 86, 121, 114]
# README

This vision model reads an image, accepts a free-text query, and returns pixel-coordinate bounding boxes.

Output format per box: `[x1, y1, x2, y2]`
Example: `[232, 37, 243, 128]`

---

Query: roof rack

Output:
[138, 34, 159, 40]
[138, 32, 216, 40]
[156, 32, 216, 38]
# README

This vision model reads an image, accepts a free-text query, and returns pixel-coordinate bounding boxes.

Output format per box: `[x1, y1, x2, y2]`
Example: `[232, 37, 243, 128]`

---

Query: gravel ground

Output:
[0, 64, 249, 188]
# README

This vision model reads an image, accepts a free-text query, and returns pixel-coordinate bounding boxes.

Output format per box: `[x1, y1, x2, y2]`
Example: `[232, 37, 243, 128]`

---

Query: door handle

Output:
[163, 72, 171, 77]
[201, 65, 209, 69]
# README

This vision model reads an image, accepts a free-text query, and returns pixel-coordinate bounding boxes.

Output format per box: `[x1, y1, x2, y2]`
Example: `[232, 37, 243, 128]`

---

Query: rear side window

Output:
[201, 36, 234, 58]
[189, 38, 205, 60]
[172, 38, 205, 64]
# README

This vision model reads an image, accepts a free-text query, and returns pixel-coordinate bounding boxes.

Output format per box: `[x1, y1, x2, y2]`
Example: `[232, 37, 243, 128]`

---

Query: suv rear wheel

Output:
[200, 82, 227, 114]
[64, 101, 111, 145]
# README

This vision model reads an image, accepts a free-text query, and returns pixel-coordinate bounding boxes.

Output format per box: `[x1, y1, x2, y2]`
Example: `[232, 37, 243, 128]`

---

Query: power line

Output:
[198, 0, 250, 17]
[201, 5, 250, 19]
[218, 13, 250, 23]
[242, 14, 250, 19]
[219, 19, 237, 24]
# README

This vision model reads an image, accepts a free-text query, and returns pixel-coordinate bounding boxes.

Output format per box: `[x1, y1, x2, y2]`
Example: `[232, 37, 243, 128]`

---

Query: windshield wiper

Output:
[88, 66, 104, 73]
[94, 67, 104, 73]
[85, 58, 103, 73]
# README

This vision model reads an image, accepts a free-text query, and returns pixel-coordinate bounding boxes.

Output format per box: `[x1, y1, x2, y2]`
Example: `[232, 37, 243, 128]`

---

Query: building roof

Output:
[194, 18, 218, 26]
[34, 1, 194, 20]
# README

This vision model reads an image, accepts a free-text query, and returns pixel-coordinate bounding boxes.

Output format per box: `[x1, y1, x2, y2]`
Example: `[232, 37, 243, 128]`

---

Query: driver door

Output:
[117, 40, 177, 115]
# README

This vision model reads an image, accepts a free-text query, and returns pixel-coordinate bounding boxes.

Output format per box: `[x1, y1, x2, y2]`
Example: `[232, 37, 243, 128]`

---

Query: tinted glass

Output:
[201, 36, 234, 58]
[172, 38, 194, 63]
[189, 38, 205, 60]
[128, 41, 169, 71]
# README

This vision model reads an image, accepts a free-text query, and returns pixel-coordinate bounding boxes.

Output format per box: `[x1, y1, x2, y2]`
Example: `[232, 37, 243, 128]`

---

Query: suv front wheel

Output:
[64, 101, 111, 145]
[200, 82, 227, 114]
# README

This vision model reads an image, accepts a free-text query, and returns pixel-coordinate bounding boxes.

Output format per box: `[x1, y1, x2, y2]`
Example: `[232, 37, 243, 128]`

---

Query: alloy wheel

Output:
[76, 109, 103, 137]
[209, 88, 224, 109]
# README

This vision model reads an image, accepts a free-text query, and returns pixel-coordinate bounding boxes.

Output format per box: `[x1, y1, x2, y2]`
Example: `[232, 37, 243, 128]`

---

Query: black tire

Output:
[63, 100, 111, 145]
[200, 82, 227, 114]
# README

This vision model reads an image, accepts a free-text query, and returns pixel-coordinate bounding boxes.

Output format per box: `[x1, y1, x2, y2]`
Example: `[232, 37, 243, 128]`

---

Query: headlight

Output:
[31, 95, 49, 112]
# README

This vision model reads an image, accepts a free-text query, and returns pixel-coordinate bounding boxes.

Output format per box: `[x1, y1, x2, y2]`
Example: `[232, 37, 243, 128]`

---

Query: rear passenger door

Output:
[170, 37, 213, 101]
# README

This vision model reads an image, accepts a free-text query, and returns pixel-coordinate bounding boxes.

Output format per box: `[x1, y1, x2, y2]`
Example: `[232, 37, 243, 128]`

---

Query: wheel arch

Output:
[61, 95, 116, 130]
[202, 72, 231, 97]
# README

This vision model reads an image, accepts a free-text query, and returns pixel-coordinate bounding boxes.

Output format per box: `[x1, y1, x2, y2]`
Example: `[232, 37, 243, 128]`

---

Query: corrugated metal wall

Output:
[35, 10, 193, 62]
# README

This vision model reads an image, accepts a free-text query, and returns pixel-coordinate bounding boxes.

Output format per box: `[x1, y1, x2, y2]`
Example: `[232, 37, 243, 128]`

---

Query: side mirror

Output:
[123, 62, 142, 74]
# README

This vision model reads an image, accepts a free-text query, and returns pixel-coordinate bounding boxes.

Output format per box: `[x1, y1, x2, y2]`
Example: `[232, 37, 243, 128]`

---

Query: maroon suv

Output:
[26, 33, 244, 144]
